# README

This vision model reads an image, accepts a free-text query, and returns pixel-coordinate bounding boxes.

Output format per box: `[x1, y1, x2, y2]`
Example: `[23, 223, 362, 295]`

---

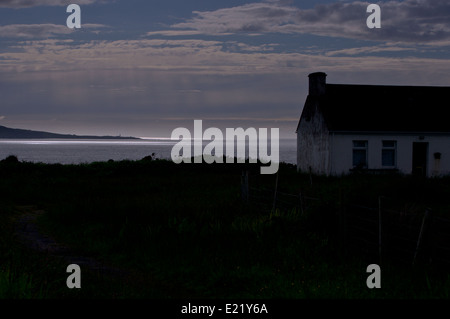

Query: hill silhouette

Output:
[0, 125, 139, 139]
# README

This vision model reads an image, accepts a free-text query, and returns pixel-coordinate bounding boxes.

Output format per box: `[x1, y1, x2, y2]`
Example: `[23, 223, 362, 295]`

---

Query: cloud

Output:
[0, 24, 72, 38]
[0, 0, 107, 8]
[325, 45, 415, 57]
[0, 24, 108, 38]
[1, 37, 450, 79]
[146, 30, 204, 37]
[173, 2, 298, 35]
[171, 0, 450, 45]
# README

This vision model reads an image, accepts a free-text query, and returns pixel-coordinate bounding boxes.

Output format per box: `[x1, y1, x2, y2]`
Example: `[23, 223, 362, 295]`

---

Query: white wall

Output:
[297, 103, 330, 174]
[330, 133, 450, 176]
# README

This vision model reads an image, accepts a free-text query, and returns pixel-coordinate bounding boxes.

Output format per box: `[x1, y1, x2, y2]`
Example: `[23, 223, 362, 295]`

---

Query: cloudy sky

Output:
[0, 0, 449, 138]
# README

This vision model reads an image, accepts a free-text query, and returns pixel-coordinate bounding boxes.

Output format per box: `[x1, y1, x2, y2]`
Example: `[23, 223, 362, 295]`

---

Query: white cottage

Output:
[296, 72, 450, 177]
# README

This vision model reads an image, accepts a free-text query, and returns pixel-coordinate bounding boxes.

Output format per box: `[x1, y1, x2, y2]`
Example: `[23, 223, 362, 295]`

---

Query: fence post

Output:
[308, 167, 313, 187]
[272, 172, 279, 212]
[299, 191, 304, 216]
[378, 196, 383, 266]
[413, 208, 432, 266]
[339, 188, 345, 254]
[241, 170, 249, 202]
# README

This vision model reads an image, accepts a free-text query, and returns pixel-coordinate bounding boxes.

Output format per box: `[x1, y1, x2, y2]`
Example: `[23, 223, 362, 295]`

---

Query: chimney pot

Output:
[308, 72, 327, 96]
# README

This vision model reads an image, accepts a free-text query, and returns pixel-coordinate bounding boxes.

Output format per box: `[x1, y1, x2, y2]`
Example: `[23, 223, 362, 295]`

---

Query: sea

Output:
[0, 138, 297, 165]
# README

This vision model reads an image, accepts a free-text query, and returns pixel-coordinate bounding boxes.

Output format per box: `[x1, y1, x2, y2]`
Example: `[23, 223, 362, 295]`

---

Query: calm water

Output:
[0, 138, 296, 164]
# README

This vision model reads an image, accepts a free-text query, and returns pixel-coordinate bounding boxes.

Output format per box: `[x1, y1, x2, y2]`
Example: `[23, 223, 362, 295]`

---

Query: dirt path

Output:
[12, 205, 197, 298]
[14, 206, 127, 277]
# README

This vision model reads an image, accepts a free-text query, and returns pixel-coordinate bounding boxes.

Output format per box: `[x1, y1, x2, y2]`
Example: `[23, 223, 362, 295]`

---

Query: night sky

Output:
[0, 0, 449, 138]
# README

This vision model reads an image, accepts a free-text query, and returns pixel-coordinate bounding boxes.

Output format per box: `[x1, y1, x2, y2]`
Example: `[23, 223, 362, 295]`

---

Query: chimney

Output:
[308, 72, 327, 96]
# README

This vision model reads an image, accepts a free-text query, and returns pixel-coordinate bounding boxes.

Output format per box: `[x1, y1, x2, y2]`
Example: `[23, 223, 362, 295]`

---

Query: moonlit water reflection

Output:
[0, 138, 296, 164]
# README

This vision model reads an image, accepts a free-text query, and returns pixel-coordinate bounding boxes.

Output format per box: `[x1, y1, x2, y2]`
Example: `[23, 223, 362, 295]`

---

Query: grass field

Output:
[1, 156, 450, 299]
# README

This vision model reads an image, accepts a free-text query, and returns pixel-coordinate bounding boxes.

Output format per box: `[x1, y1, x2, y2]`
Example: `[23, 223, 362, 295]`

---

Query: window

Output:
[353, 140, 368, 168]
[382, 140, 396, 167]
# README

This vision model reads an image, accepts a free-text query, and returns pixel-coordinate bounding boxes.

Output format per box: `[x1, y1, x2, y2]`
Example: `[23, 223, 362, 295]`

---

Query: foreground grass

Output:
[1, 157, 450, 298]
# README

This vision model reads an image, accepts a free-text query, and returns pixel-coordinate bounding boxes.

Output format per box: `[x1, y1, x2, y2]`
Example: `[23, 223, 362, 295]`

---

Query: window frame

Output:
[382, 140, 397, 168]
[352, 140, 368, 169]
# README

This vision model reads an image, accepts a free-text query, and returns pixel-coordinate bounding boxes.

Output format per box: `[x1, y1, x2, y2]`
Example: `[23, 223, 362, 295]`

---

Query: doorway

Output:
[412, 142, 428, 177]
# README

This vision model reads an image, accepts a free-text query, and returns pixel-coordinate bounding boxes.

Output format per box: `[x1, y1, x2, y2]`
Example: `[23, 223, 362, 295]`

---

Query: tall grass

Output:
[1, 158, 450, 298]
[0, 268, 42, 299]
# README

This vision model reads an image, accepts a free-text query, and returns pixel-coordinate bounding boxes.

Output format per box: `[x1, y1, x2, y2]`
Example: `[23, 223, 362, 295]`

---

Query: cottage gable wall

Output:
[297, 100, 330, 174]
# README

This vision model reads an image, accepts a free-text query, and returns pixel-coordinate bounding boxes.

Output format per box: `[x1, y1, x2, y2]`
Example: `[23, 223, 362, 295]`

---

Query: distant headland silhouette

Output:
[0, 125, 140, 140]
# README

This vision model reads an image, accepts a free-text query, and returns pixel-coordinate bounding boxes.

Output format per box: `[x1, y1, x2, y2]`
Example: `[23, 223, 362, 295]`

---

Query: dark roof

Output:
[300, 83, 450, 133]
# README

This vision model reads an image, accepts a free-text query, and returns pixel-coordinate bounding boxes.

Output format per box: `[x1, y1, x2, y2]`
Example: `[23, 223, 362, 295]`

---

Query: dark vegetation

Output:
[1, 155, 450, 299]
